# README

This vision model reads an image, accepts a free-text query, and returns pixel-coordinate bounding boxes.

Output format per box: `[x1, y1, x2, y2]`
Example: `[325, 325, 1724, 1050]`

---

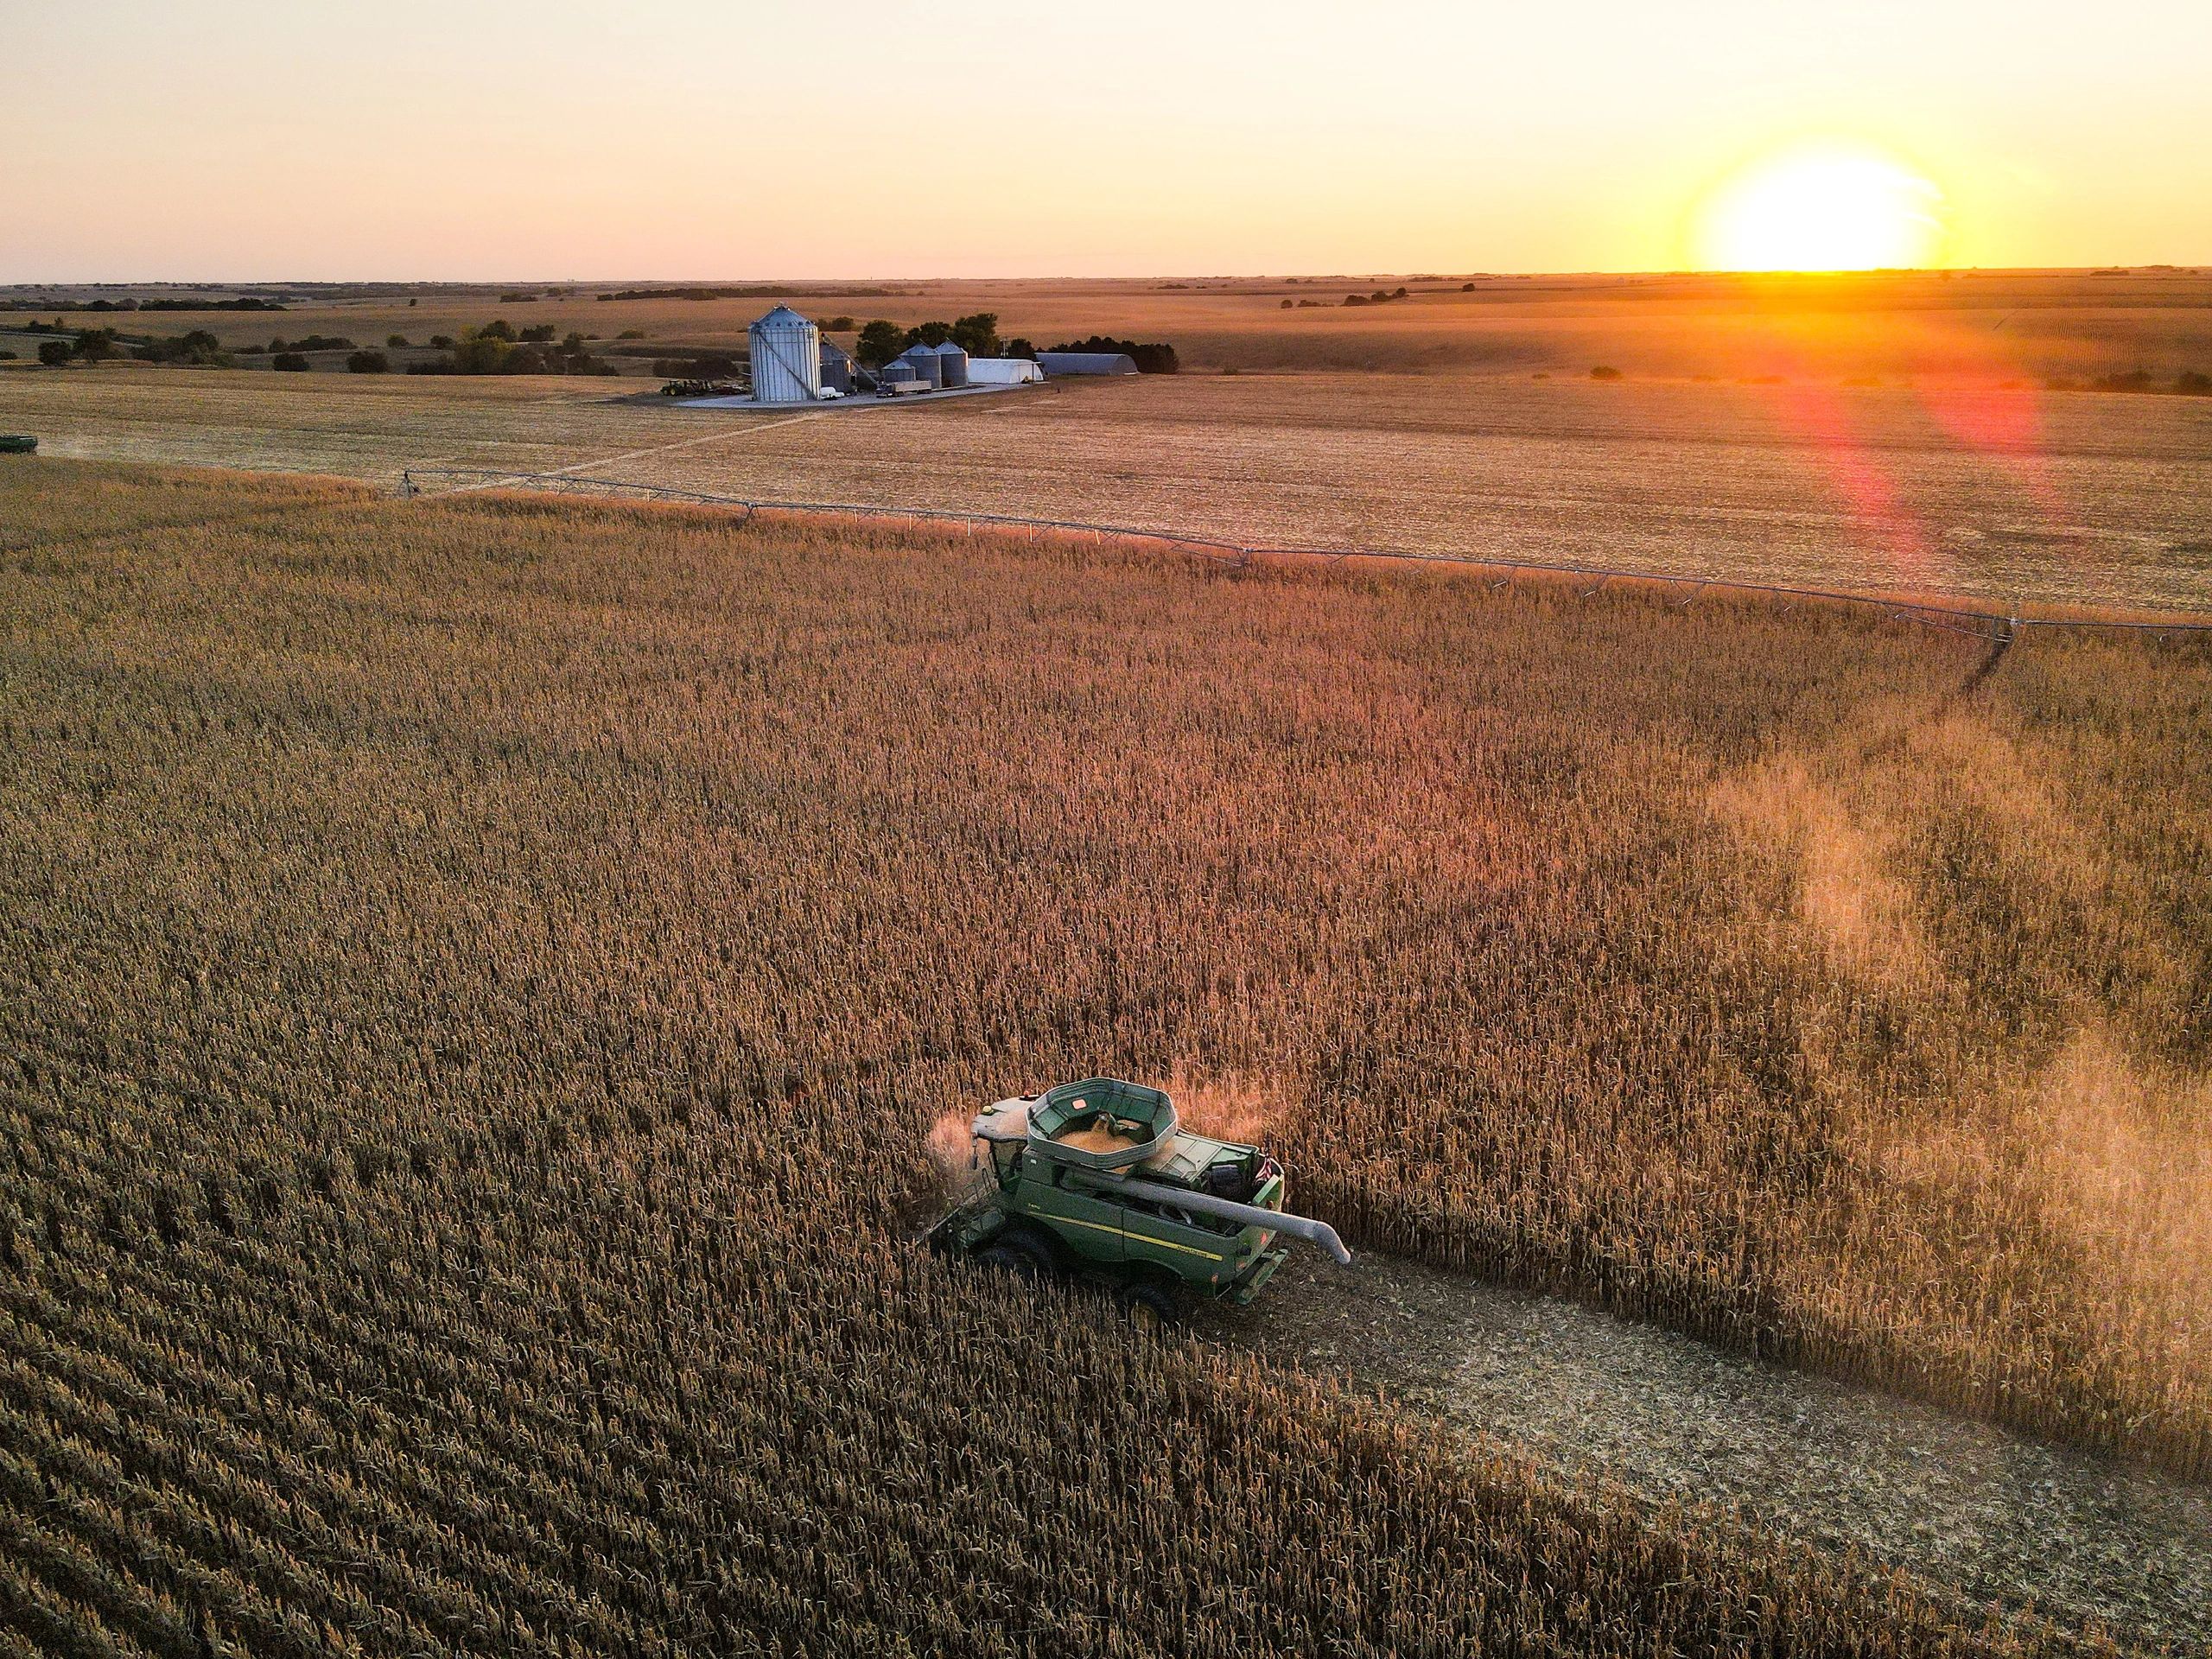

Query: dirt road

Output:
[1198, 1252, 2212, 1649]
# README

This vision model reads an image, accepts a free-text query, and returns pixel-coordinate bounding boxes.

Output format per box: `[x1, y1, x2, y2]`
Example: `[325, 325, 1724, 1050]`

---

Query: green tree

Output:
[950, 312, 1000, 357]
[38, 340, 72, 366]
[452, 333, 513, 373]
[855, 320, 904, 366]
[72, 327, 121, 362]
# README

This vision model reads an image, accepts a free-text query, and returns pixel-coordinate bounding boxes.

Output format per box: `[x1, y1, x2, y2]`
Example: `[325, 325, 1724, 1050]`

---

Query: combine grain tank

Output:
[748, 305, 821, 404]
[927, 1077, 1351, 1327]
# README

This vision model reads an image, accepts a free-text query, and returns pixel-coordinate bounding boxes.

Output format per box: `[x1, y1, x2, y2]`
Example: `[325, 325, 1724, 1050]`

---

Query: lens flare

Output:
[1694, 143, 1944, 271]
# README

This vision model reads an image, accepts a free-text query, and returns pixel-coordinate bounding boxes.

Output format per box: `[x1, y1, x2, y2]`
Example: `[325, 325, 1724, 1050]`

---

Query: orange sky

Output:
[5, 0, 2209, 281]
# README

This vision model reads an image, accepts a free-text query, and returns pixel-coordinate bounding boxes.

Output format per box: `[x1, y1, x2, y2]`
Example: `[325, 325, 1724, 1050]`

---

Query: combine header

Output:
[929, 1077, 1351, 1326]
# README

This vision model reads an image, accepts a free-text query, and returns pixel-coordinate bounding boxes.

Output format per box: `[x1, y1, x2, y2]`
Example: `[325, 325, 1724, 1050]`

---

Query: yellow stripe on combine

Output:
[1028, 1211, 1227, 1262]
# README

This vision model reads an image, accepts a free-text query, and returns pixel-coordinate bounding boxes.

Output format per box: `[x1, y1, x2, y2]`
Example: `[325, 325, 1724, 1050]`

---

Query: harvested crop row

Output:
[1, 458, 2199, 1653]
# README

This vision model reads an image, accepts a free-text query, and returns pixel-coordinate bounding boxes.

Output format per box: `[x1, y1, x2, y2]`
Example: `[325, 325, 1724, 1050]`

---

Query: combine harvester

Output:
[930, 1077, 1351, 1327]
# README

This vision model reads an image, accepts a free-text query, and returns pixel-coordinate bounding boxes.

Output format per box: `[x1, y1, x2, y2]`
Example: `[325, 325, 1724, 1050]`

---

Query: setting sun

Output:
[1694, 143, 1945, 272]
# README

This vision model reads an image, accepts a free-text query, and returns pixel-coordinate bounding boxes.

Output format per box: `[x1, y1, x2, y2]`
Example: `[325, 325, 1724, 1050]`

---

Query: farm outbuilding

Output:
[931, 340, 969, 388]
[896, 342, 944, 388]
[749, 305, 821, 403]
[964, 358, 1045, 385]
[818, 338, 856, 396]
[1037, 351, 1139, 377]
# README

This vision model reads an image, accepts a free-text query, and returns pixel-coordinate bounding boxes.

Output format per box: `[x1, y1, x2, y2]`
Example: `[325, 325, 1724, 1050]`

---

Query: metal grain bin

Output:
[896, 342, 943, 388]
[748, 305, 821, 404]
[932, 340, 969, 388]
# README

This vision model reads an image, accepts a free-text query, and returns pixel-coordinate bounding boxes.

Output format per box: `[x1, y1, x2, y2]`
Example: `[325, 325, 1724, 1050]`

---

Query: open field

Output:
[9, 270, 2211, 378]
[4, 360, 2210, 609]
[3, 460, 2208, 1652]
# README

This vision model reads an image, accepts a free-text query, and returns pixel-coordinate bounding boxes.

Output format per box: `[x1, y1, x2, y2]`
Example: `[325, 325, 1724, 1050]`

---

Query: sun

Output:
[1694, 142, 1945, 272]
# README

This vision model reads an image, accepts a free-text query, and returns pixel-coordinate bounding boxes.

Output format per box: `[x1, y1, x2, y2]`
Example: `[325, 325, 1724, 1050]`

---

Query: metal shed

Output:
[749, 305, 821, 403]
[964, 358, 1045, 385]
[1036, 351, 1139, 377]
[818, 338, 856, 397]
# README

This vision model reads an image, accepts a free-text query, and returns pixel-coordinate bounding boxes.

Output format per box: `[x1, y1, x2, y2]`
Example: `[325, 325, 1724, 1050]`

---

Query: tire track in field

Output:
[1198, 1249, 2212, 1649]
[434, 409, 850, 494]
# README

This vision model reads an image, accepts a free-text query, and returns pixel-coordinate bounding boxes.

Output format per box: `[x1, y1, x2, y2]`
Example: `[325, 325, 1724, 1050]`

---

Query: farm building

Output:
[1037, 350, 1139, 376]
[818, 338, 856, 396]
[749, 305, 821, 403]
[895, 341, 944, 388]
[931, 340, 969, 387]
[719, 307, 1052, 403]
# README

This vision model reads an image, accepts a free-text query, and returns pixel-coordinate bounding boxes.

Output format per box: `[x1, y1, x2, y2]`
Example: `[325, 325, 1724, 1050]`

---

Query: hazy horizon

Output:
[8, 265, 2202, 289]
[8, 0, 2209, 283]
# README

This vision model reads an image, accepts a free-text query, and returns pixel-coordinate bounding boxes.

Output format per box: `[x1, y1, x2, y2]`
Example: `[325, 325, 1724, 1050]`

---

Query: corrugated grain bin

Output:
[932, 340, 969, 388]
[749, 306, 822, 403]
[896, 342, 943, 388]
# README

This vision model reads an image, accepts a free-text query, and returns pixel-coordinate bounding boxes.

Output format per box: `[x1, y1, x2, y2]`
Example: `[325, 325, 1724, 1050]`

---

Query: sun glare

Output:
[1694, 143, 1944, 272]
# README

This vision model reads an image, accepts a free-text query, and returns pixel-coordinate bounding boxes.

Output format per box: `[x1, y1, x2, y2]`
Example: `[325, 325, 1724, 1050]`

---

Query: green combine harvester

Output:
[0, 435, 35, 455]
[929, 1077, 1351, 1326]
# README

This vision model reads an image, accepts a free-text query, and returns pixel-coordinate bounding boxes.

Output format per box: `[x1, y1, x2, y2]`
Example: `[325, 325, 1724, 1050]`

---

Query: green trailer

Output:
[0, 435, 35, 455]
[929, 1077, 1351, 1326]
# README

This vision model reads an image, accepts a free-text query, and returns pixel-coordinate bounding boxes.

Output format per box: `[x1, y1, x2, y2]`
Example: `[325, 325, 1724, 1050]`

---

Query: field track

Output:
[1203, 1251, 2212, 1649]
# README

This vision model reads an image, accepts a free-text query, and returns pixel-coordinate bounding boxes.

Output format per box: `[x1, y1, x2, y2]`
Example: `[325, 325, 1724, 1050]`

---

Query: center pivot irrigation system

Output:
[398, 467, 2212, 643]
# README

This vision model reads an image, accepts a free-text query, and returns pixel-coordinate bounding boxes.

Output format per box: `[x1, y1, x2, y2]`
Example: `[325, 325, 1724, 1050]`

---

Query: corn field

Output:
[3, 458, 2202, 1655]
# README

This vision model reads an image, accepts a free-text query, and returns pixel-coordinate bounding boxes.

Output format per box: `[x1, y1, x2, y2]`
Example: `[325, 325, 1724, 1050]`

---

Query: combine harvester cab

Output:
[931, 1077, 1351, 1327]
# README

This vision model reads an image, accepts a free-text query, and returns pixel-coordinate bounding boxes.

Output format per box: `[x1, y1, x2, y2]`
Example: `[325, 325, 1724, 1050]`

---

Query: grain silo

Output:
[931, 339, 969, 388]
[748, 305, 821, 404]
[896, 341, 943, 388]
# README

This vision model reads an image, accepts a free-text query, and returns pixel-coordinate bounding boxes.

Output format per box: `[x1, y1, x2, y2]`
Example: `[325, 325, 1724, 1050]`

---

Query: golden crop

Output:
[7, 360, 2209, 613]
[3, 458, 2196, 1655]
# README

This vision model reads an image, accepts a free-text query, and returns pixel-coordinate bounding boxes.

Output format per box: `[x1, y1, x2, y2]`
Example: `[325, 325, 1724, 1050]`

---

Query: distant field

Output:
[9, 269, 2210, 378]
[5, 360, 2209, 608]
